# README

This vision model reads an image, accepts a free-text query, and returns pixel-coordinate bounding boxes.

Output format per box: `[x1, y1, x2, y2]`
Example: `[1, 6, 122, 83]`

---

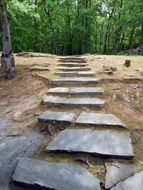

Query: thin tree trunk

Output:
[103, 22, 110, 54]
[0, 0, 16, 79]
[128, 26, 135, 49]
[141, 21, 143, 42]
[34, 0, 39, 52]
[120, 32, 125, 50]
[44, 5, 57, 54]
[63, 5, 73, 55]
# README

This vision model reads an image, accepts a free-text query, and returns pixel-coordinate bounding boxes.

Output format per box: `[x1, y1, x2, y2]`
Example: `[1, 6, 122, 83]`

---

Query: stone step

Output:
[49, 78, 101, 85]
[13, 158, 101, 190]
[47, 87, 104, 95]
[59, 63, 88, 67]
[76, 112, 127, 129]
[42, 95, 105, 108]
[59, 57, 87, 63]
[38, 111, 75, 124]
[38, 111, 127, 129]
[58, 67, 91, 72]
[56, 71, 96, 77]
[45, 129, 134, 159]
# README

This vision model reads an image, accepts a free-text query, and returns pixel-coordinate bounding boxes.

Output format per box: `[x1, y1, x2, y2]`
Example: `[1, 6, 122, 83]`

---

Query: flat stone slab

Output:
[13, 158, 101, 190]
[42, 95, 105, 108]
[70, 87, 104, 94]
[111, 171, 143, 190]
[47, 87, 104, 95]
[38, 111, 75, 123]
[105, 163, 135, 189]
[59, 63, 88, 67]
[56, 71, 96, 77]
[45, 129, 134, 159]
[58, 67, 91, 72]
[76, 112, 127, 129]
[42, 95, 67, 104]
[50, 78, 101, 85]
[59, 57, 87, 63]
[0, 132, 44, 189]
[48, 87, 70, 94]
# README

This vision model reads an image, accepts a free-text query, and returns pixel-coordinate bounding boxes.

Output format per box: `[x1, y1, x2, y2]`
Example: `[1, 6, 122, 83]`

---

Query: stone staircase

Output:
[12, 58, 142, 190]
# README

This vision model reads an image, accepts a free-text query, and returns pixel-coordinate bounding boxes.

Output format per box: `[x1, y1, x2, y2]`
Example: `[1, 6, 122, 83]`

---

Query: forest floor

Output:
[0, 53, 143, 188]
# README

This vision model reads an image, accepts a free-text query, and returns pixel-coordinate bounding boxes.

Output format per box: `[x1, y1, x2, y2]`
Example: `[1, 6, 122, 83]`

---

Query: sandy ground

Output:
[15, 54, 143, 80]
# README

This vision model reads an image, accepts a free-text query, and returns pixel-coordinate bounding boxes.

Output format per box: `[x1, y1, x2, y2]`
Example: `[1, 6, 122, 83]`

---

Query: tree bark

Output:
[0, 0, 16, 79]
[141, 21, 143, 42]
[128, 26, 135, 49]
[44, 3, 57, 55]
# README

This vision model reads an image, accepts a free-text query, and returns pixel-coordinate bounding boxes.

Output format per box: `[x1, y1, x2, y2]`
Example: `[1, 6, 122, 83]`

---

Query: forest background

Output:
[0, 0, 143, 55]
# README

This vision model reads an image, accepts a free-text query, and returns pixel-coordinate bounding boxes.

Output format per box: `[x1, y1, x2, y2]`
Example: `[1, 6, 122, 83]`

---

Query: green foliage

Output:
[0, 0, 143, 55]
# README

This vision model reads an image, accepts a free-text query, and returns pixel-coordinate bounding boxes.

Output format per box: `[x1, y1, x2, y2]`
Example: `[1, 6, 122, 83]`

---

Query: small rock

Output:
[103, 65, 117, 72]
[103, 66, 111, 71]
[104, 71, 113, 75]
[112, 94, 117, 100]
[111, 66, 117, 71]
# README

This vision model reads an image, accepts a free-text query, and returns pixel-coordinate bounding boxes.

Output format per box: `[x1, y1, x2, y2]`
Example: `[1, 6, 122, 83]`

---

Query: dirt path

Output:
[0, 54, 143, 190]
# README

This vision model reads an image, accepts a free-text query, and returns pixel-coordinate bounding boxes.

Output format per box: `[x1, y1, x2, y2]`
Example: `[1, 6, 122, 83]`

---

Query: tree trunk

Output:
[0, 0, 16, 79]
[128, 26, 135, 49]
[103, 21, 110, 54]
[34, 0, 39, 52]
[44, 6, 57, 54]
[141, 21, 143, 42]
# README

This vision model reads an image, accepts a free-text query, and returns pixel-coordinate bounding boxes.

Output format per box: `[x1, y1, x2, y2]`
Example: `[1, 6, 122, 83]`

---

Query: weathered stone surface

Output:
[0, 132, 44, 190]
[59, 63, 88, 67]
[13, 158, 101, 190]
[47, 87, 104, 95]
[48, 87, 69, 94]
[42, 95, 105, 108]
[65, 98, 105, 108]
[0, 119, 12, 137]
[58, 67, 91, 72]
[70, 87, 104, 94]
[110, 171, 143, 190]
[45, 129, 134, 159]
[56, 71, 96, 77]
[50, 78, 101, 85]
[76, 112, 127, 129]
[105, 163, 135, 189]
[38, 111, 75, 123]
[59, 57, 87, 63]
[42, 95, 67, 104]
[78, 71, 96, 77]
